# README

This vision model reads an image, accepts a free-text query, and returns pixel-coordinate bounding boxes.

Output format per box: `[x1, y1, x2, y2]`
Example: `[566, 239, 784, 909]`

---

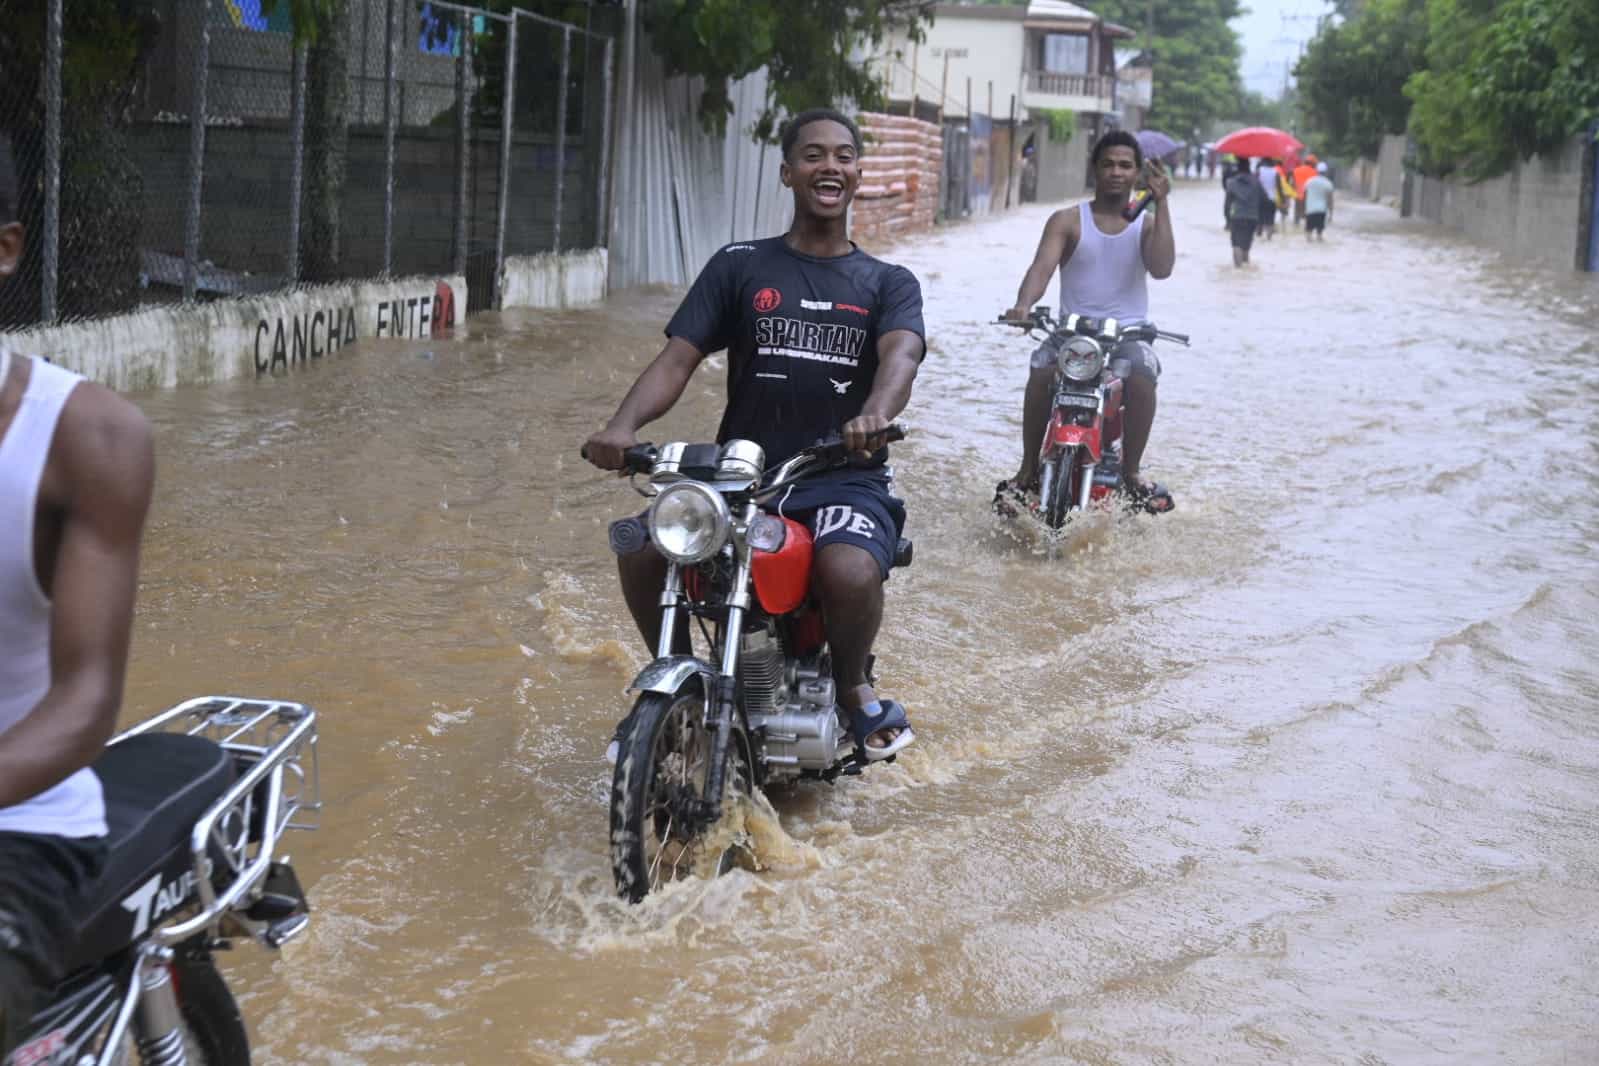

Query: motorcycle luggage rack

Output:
[111, 696, 321, 945]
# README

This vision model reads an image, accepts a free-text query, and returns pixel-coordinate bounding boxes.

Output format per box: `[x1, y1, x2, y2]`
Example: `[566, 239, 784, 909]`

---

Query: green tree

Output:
[1406, 0, 1599, 177]
[642, 0, 934, 140]
[1088, 0, 1244, 138]
[1293, 0, 1427, 158]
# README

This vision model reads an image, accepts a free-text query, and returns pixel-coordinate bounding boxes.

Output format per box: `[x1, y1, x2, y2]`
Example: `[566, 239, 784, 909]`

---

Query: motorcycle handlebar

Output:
[997, 308, 1191, 348]
[579, 442, 659, 474]
[581, 425, 904, 475]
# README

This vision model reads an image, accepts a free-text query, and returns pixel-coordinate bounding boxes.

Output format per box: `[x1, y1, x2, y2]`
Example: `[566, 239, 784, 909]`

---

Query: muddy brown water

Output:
[122, 184, 1599, 1064]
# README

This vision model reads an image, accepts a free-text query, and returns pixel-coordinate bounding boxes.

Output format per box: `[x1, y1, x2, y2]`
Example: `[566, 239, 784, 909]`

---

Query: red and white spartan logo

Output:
[753, 287, 782, 313]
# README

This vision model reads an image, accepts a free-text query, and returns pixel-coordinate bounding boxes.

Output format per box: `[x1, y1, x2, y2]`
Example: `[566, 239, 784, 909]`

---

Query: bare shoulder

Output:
[1048, 205, 1082, 237]
[55, 382, 155, 508]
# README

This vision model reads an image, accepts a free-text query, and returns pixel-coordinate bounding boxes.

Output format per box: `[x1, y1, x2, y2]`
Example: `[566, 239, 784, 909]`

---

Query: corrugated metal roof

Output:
[1026, 0, 1101, 21]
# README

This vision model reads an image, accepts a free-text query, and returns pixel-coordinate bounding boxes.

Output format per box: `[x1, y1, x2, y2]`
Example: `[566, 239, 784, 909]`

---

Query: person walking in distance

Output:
[0, 135, 157, 1058]
[1292, 155, 1319, 226]
[1224, 162, 1270, 268]
[1256, 158, 1280, 241]
[1303, 162, 1335, 241]
[997, 130, 1176, 514]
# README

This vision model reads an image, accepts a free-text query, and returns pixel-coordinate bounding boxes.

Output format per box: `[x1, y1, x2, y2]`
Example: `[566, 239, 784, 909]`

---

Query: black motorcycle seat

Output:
[67, 734, 236, 963]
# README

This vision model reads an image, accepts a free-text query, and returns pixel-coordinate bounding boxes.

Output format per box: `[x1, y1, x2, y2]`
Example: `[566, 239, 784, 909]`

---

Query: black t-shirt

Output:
[665, 236, 926, 466]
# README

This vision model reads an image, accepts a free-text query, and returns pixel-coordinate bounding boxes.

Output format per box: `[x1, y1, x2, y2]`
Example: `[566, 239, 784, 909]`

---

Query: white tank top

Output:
[0, 352, 108, 838]
[1058, 201, 1149, 324]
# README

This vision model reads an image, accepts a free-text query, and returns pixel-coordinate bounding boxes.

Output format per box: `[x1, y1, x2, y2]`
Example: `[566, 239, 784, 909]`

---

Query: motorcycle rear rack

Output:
[111, 696, 321, 945]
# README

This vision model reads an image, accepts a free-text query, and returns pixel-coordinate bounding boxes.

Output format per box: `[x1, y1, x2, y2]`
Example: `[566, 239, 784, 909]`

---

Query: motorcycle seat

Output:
[65, 734, 236, 968]
[894, 537, 914, 569]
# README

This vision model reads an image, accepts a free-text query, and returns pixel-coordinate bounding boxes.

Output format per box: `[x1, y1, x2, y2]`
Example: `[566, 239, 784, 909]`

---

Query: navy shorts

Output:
[1306, 211, 1327, 233]
[1, 832, 105, 1057]
[613, 467, 907, 580]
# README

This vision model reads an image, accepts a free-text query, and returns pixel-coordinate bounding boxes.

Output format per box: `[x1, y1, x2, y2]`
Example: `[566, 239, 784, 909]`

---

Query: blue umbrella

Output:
[1135, 130, 1181, 161]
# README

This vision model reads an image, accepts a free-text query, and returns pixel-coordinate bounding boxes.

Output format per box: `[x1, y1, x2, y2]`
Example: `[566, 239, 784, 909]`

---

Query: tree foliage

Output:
[1293, 0, 1426, 159]
[1406, 0, 1599, 177]
[1087, 0, 1244, 139]
[643, 0, 933, 141]
[1297, 0, 1599, 177]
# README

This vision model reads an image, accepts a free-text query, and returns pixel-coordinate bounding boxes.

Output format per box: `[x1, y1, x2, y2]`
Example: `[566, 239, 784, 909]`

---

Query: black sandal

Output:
[993, 479, 1033, 518]
[1119, 477, 1175, 514]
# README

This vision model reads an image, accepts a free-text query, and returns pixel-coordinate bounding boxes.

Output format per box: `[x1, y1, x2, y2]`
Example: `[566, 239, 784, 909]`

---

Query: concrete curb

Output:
[0, 275, 467, 391]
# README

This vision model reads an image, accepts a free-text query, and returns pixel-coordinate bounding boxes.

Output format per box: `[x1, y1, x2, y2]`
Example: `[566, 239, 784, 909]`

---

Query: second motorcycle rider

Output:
[582, 108, 927, 761]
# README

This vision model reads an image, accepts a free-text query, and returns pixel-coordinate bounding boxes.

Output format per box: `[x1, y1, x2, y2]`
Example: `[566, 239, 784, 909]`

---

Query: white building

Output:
[879, 1, 1134, 205]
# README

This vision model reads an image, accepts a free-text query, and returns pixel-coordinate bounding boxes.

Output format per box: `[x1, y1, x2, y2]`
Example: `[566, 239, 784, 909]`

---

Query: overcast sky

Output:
[1232, 0, 1336, 97]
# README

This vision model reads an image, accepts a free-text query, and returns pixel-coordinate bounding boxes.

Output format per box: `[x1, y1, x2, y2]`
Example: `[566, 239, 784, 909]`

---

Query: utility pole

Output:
[1144, 0, 1156, 119]
[938, 50, 951, 125]
[910, 41, 920, 119]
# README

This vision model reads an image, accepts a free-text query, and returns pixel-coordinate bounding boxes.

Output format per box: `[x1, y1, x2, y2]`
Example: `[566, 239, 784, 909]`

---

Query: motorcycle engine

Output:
[739, 630, 844, 774]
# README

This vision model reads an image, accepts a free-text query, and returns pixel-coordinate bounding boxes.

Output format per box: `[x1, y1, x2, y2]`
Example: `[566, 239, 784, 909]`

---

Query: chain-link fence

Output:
[0, 0, 614, 330]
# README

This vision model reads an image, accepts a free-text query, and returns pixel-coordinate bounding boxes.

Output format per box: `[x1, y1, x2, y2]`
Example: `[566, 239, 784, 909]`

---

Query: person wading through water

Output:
[583, 109, 927, 762]
[997, 129, 1177, 515]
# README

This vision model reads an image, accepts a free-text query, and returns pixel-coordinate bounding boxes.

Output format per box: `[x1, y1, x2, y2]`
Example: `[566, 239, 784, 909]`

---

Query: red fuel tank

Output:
[751, 517, 814, 615]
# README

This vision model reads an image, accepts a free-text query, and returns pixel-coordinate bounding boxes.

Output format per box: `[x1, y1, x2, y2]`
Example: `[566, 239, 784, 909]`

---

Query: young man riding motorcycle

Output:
[0, 137, 157, 1057]
[583, 108, 926, 760]
[998, 129, 1176, 514]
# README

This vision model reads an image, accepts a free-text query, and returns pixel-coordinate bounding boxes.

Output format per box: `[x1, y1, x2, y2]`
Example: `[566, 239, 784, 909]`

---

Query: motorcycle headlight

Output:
[647, 482, 732, 564]
[1058, 336, 1106, 383]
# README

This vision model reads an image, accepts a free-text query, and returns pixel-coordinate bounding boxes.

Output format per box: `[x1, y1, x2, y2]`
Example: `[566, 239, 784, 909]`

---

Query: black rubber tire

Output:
[1042, 448, 1079, 530]
[166, 944, 250, 1065]
[609, 682, 753, 903]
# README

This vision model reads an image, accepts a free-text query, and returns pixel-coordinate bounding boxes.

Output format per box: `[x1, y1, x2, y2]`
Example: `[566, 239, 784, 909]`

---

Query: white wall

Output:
[499, 250, 608, 310]
[0, 275, 466, 391]
[884, 14, 1026, 119]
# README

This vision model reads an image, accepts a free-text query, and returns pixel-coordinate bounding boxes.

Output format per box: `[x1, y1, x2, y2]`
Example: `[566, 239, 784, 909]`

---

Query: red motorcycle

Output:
[998, 307, 1189, 528]
[589, 429, 912, 902]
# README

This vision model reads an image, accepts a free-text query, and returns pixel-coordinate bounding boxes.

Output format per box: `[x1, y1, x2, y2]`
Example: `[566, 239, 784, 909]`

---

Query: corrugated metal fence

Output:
[608, 42, 791, 290]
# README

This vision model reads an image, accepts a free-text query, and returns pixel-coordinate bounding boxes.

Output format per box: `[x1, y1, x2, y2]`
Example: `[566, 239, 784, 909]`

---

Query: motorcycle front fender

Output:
[628, 655, 714, 697]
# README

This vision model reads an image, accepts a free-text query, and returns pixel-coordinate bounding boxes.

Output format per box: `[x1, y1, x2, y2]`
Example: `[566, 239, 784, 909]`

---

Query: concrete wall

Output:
[1032, 116, 1089, 203]
[1377, 135, 1406, 203]
[499, 249, 608, 310]
[852, 114, 943, 248]
[0, 276, 465, 391]
[884, 8, 1027, 119]
[1406, 136, 1592, 272]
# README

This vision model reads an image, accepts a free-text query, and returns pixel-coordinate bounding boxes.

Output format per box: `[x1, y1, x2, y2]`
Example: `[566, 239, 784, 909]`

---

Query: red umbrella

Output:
[1213, 126, 1304, 160]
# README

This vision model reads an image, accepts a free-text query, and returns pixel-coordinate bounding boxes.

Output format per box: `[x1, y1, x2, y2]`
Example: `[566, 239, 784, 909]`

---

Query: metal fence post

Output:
[552, 25, 570, 253]
[41, 0, 61, 323]
[288, 40, 308, 283]
[453, 11, 472, 277]
[494, 16, 517, 306]
[382, 0, 399, 277]
[183, 0, 212, 304]
[595, 37, 613, 249]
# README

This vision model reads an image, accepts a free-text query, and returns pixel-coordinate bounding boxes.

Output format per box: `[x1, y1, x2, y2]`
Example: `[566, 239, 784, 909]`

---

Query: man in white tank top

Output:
[0, 136, 156, 1054]
[1000, 130, 1177, 512]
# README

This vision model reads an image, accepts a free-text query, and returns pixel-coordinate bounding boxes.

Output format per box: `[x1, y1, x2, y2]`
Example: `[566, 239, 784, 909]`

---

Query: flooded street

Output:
[123, 182, 1599, 1064]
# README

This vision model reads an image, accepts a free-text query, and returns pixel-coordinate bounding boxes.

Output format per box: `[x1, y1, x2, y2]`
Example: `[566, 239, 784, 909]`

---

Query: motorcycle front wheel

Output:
[609, 681, 754, 903]
[1040, 447, 1081, 530]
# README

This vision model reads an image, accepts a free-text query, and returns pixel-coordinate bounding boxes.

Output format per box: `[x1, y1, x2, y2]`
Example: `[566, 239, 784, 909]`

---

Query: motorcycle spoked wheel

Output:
[119, 944, 250, 1065]
[609, 680, 755, 903]
[1040, 447, 1083, 530]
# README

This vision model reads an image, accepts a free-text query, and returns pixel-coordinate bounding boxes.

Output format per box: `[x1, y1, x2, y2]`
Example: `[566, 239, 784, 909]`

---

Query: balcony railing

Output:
[1025, 70, 1116, 102]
